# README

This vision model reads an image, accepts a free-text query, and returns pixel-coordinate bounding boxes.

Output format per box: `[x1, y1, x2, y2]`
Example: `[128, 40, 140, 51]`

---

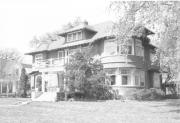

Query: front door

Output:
[36, 76, 42, 91]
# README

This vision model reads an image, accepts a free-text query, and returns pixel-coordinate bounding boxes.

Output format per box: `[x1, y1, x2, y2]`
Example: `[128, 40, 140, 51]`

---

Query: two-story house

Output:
[26, 21, 161, 101]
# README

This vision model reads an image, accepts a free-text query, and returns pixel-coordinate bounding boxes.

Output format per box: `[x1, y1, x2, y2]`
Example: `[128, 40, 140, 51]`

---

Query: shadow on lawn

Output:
[165, 99, 180, 107]
[169, 109, 180, 113]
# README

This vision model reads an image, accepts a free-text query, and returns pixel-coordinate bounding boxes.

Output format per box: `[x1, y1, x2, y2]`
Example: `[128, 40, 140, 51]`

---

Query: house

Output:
[26, 21, 161, 101]
[0, 60, 32, 97]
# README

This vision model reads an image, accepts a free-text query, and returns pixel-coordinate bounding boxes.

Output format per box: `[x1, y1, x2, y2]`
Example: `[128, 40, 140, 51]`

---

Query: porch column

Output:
[12, 81, 16, 93]
[31, 75, 35, 89]
[42, 72, 45, 92]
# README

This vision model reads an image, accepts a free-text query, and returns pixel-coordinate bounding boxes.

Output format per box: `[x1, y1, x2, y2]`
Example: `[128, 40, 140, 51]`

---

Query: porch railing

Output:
[33, 58, 65, 68]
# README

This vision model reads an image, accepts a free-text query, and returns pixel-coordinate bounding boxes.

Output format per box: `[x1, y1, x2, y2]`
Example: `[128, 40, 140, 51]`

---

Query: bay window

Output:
[105, 68, 145, 87]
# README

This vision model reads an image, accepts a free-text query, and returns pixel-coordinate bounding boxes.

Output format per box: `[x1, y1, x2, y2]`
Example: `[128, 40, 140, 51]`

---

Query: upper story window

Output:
[135, 40, 144, 57]
[58, 51, 65, 59]
[35, 54, 43, 63]
[67, 31, 82, 42]
[117, 40, 133, 55]
[150, 50, 155, 62]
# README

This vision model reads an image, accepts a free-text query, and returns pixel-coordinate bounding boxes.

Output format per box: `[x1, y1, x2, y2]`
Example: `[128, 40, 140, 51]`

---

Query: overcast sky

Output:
[0, 0, 115, 56]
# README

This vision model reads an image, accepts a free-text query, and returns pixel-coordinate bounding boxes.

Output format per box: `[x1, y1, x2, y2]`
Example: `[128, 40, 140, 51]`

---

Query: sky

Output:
[0, 0, 115, 57]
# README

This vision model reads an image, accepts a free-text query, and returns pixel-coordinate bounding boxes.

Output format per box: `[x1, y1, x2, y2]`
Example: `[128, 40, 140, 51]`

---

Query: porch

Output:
[0, 79, 17, 97]
[30, 71, 65, 101]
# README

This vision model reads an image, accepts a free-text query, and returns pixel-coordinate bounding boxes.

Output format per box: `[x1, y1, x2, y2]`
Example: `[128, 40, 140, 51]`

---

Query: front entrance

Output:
[36, 76, 42, 91]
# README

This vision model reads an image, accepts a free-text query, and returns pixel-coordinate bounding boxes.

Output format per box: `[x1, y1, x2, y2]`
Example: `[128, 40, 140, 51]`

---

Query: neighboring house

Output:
[26, 21, 161, 101]
[0, 61, 32, 96]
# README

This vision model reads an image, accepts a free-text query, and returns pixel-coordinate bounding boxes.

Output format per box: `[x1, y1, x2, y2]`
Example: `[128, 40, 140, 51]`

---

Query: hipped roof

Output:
[26, 21, 155, 55]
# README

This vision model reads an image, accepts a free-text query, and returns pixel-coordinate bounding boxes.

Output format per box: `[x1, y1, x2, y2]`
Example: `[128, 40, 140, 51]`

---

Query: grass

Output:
[0, 98, 179, 123]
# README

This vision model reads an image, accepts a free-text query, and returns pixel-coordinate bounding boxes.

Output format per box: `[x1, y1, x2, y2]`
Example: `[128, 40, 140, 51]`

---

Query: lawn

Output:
[0, 98, 179, 123]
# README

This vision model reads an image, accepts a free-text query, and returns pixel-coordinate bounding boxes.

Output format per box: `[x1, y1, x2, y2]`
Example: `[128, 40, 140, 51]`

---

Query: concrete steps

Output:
[32, 92, 57, 102]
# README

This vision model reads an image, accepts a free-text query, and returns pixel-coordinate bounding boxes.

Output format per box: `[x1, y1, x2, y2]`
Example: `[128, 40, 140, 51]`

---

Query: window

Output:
[122, 75, 128, 85]
[135, 75, 139, 86]
[110, 75, 116, 85]
[105, 68, 117, 85]
[58, 51, 65, 59]
[135, 40, 144, 57]
[67, 31, 82, 42]
[120, 69, 131, 85]
[117, 40, 133, 55]
[105, 68, 117, 75]
[67, 34, 73, 42]
[134, 70, 145, 86]
[35, 54, 43, 63]
[77, 32, 82, 40]
[140, 71, 145, 86]
[104, 39, 117, 56]
[73, 33, 76, 41]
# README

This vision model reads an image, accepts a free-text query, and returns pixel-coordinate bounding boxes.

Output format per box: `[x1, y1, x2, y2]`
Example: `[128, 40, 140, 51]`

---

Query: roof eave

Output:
[25, 50, 48, 55]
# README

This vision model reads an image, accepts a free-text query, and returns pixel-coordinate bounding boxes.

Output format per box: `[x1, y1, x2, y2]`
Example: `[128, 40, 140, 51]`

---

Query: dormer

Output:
[58, 21, 97, 42]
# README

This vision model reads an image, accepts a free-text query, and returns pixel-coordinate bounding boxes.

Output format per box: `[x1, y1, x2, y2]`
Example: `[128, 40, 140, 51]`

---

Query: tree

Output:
[18, 68, 28, 97]
[65, 47, 112, 100]
[62, 17, 82, 30]
[109, 1, 180, 85]
[29, 32, 61, 48]
[0, 48, 22, 79]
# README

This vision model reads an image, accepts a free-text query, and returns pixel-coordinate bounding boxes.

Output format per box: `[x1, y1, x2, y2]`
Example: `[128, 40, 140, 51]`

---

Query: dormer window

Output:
[67, 31, 82, 42]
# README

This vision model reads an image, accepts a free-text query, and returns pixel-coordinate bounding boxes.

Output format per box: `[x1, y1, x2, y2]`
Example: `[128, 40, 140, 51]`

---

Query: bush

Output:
[125, 88, 165, 101]
[90, 85, 114, 100]
[57, 92, 65, 101]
